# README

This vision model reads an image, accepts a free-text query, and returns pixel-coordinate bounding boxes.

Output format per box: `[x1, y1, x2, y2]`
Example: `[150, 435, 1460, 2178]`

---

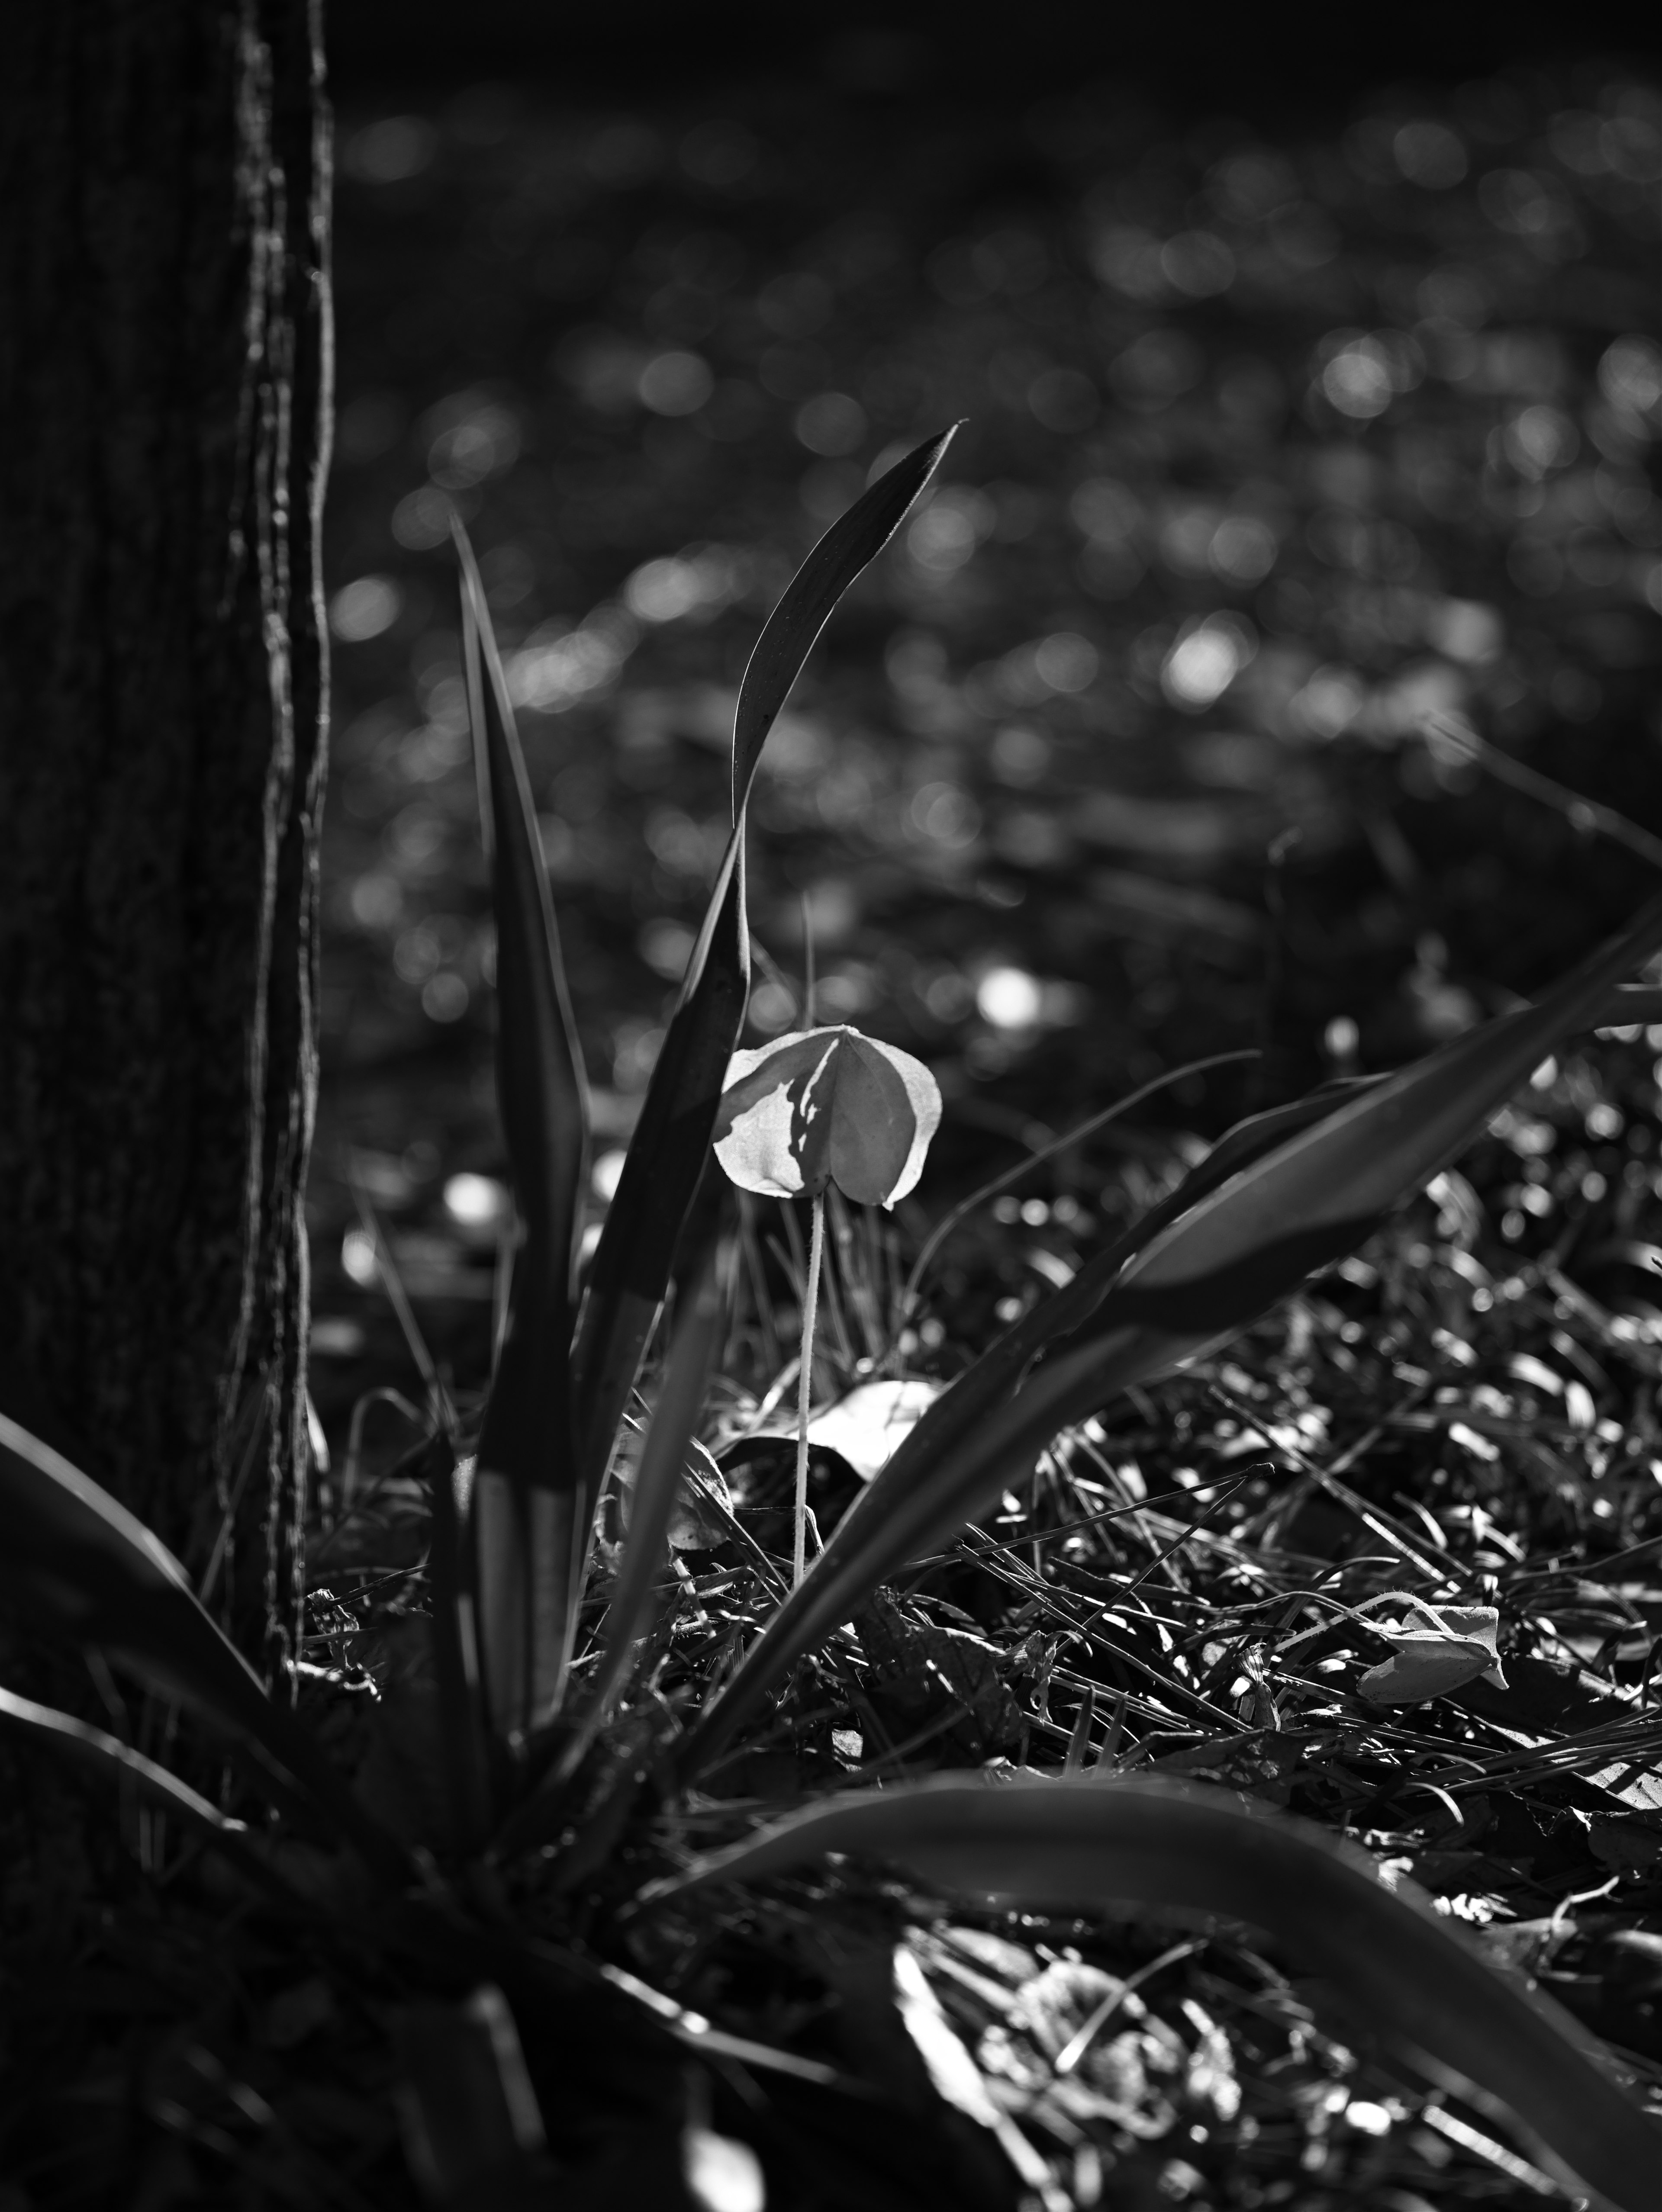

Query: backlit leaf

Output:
[712, 1026, 942, 1207]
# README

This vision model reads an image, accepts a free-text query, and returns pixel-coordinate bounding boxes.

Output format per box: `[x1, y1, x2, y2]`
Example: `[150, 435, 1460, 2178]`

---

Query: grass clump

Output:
[5, 440, 1662, 2211]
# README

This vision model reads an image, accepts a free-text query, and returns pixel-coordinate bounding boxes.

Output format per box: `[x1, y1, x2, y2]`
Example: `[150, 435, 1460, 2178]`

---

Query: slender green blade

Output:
[641, 1773, 1660, 2212]
[681, 894, 1662, 1776]
[455, 525, 591, 1745]
[731, 426, 959, 823]
[500, 1241, 730, 1853]
[419, 1431, 493, 1854]
[0, 1412, 412, 1884]
[573, 434, 956, 1552]
[0, 1682, 246, 1837]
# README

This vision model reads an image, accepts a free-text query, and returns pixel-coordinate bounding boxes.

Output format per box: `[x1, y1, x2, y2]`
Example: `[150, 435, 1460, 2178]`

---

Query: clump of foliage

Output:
[5, 437, 1662, 2212]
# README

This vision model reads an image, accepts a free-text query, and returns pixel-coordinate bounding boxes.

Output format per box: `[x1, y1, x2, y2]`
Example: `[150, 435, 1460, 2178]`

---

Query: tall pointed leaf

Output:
[640, 1773, 1660, 2212]
[682, 894, 1662, 1775]
[730, 426, 958, 820]
[0, 1413, 412, 1884]
[455, 525, 591, 1745]
[572, 429, 960, 1542]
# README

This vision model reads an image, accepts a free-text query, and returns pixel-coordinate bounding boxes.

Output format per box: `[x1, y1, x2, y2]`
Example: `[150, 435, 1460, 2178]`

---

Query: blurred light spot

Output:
[344, 116, 437, 183]
[1502, 404, 1577, 478]
[341, 1228, 378, 1288]
[1159, 503, 1222, 577]
[349, 872, 403, 929]
[977, 966, 1044, 1030]
[1288, 665, 1366, 739]
[1033, 632, 1098, 692]
[1160, 230, 1235, 297]
[1599, 336, 1662, 426]
[991, 723, 1050, 784]
[1343, 2100, 1394, 2138]
[794, 391, 867, 456]
[1161, 615, 1256, 710]
[639, 918, 696, 979]
[1070, 477, 1144, 546]
[625, 546, 749, 624]
[1393, 120, 1467, 188]
[444, 1173, 509, 1227]
[426, 401, 520, 489]
[1027, 367, 1098, 432]
[1426, 599, 1503, 664]
[908, 782, 981, 847]
[1532, 1056, 1558, 1090]
[311, 1317, 365, 1359]
[507, 609, 637, 712]
[678, 120, 758, 190]
[747, 980, 796, 1033]
[583, 119, 664, 187]
[683, 2127, 765, 2212]
[329, 576, 403, 642]
[921, 968, 972, 1022]
[391, 486, 457, 551]
[638, 350, 714, 416]
[1478, 167, 1571, 236]
[613, 1020, 664, 1090]
[1109, 329, 1205, 410]
[817, 967, 876, 1017]
[1088, 225, 1168, 302]
[556, 328, 653, 412]
[422, 971, 468, 1022]
[1324, 1015, 1360, 1061]
[1318, 334, 1413, 420]
[757, 271, 833, 336]
[907, 488, 995, 572]
[1209, 514, 1279, 585]
[592, 1150, 628, 1202]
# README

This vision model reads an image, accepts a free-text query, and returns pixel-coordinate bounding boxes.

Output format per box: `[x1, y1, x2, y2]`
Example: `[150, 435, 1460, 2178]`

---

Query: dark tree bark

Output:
[0, 0, 332, 1686]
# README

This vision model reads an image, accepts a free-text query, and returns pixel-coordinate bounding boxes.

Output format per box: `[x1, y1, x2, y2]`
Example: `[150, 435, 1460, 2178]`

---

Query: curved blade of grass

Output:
[455, 523, 591, 1746]
[0, 1682, 312, 1908]
[0, 1412, 413, 1886]
[731, 425, 959, 823]
[497, 1241, 730, 1854]
[572, 431, 959, 1548]
[681, 894, 1662, 1776]
[640, 1772, 1659, 2212]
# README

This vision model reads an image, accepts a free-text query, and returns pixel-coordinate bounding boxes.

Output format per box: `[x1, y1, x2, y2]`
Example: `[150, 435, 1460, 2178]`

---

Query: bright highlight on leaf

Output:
[1357, 1601, 1506, 1704]
[712, 1026, 942, 1209]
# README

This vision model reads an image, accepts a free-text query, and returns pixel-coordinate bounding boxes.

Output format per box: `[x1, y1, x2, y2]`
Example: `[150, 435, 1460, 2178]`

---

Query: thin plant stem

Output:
[801, 889, 816, 1026]
[795, 1191, 827, 1587]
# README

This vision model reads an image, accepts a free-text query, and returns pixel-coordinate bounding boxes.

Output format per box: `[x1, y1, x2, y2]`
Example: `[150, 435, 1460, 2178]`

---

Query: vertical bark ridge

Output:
[0, 0, 331, 1683]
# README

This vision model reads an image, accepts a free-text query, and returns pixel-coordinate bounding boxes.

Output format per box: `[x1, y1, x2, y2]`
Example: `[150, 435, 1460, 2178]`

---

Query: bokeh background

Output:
[308, 17, 1662, 1437]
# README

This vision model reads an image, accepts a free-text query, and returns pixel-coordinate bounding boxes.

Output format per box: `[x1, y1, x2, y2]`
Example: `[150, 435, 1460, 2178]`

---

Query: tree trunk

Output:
[0, 0, 332, 1688]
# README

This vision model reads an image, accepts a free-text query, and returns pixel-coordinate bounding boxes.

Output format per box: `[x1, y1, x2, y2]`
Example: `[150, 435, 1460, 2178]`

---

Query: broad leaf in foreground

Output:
[682, 894, 1662, 1774]
[641, 1773, 1662, 2212]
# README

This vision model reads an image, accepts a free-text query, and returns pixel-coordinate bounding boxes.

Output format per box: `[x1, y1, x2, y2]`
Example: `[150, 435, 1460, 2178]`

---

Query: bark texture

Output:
[0, 0, 332, 1685]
